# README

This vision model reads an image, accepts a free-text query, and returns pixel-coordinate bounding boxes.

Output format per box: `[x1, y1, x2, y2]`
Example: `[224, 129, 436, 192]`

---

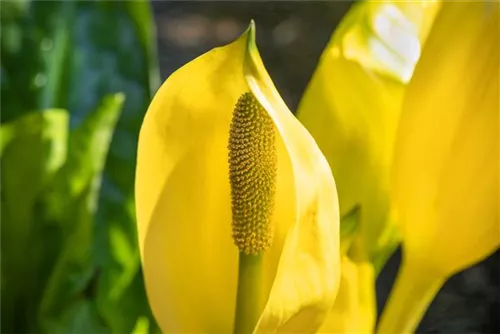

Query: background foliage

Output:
[1, 1, 159, 332]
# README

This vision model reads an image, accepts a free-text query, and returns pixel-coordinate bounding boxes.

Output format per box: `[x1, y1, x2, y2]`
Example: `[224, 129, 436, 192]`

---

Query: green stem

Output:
[376, 258, 445, 334]
[233, 253, 264, 334]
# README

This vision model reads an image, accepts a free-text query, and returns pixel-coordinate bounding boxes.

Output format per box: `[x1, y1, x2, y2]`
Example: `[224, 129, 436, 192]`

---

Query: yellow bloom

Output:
[297, 1, 440, 333]
[319, 255, 376, 334]
[378, 2, 499, 333]
[135, 22, 340, 333]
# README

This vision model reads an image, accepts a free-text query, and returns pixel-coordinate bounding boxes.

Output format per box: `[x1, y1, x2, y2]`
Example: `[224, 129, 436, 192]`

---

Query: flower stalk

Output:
[234, 253, 265, 334]
[377, 258, 445, 334]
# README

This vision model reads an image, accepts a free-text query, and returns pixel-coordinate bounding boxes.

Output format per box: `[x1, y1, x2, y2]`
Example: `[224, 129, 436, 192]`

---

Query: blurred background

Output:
[1, 1, 498, 333]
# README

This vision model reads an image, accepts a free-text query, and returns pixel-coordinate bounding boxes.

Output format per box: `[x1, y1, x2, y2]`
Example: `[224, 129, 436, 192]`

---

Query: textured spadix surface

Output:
[135, 23, 340, 333]
[228, 92, 277, 255]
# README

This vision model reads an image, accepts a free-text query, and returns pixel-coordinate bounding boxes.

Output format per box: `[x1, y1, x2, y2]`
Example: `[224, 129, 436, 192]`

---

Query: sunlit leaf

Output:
[0, 109, 69, 333]
[38, 94, 123, 331]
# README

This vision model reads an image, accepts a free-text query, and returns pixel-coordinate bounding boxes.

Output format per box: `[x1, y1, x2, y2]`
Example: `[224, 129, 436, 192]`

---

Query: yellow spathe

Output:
[297, 2, 441, 333]
[135, 22, 340, 333]
[297, 0, 441, 269]
[378, 2, 499, 332]
[319, 256, 376, 334]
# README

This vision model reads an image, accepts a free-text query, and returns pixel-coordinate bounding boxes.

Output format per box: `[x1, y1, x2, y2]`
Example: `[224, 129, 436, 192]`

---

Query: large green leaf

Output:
[38, 94, 123, 333]
[0, 109, 69, 333]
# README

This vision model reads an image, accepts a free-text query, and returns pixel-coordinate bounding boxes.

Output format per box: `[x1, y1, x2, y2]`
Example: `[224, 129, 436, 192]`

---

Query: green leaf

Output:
[96, 270, 160, 334]
[43, 94, 125, 224]
[38, 94, 124, 332]
[0, 110, 68, 224]
[42, 300, 110, 334]
[0, 109, 69, 333]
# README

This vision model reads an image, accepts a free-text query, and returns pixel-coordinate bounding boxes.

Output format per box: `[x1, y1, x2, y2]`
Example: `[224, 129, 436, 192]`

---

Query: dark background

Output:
[151, 2, 499, 333]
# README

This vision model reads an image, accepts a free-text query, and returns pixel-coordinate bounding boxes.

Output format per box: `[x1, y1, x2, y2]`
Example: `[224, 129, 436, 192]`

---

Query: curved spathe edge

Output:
[242, 20, 341, 333]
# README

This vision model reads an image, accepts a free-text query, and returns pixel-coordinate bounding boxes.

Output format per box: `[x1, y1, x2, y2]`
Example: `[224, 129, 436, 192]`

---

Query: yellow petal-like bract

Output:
[392, 1, 499, 274]
[297, 1, 441, 333]
[378, 2, 499, 332]
[135, 22, 340, 333]
[297, 0, 441, 270]
[319, 256, 376, 334]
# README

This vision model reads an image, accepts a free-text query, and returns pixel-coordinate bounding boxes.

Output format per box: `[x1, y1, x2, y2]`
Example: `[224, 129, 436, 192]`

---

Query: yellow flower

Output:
[296, 1, 440, 333]
[378, 2, 499, 333]
[135, 22, 340, 333]
[319, 255, 376, 334]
